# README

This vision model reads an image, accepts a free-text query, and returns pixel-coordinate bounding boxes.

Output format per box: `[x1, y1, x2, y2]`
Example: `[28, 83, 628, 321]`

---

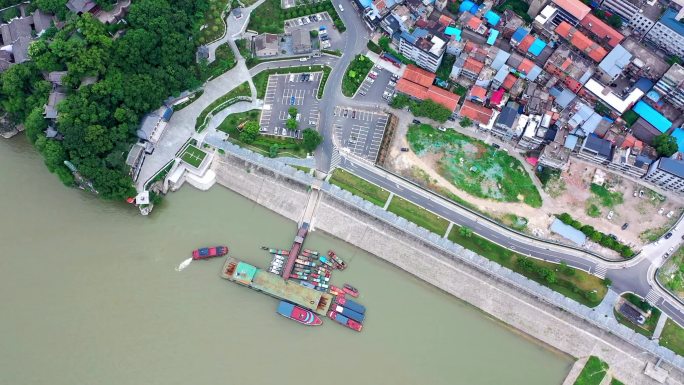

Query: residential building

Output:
[459, 100, 496, 127]
[254, 33, 279, 57]
[137, 107, 173, 150]
[597, 44, 632, 82]
[555, 21, 608, 62]
[578, 14, 624, 48]
[577, 133, 614, 164]
[492, 102, 521, 140]
[606, 135, 654, 178]
[582, 78, 644, 114]
[643, 157, 684, 193]
[66, 0, 96, 14]
[43, 91, 66, 120]
[550, 0, 591, 26]
[292, 28, 312, 54]
[539, 140, 572, 170]
[396, 65, 461, 112]
[398, 29, 447, 72]
[651, 63, 684, 109]
[632, 100, 673, 133]
[126, 143, 146, 182]
[599, 0, 643, 24]
[468, 85, 488, 103]
[641, 9, 684, 59]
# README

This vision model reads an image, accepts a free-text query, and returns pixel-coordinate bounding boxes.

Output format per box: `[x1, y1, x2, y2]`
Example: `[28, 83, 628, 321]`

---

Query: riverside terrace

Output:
[259, 72, 322, 139]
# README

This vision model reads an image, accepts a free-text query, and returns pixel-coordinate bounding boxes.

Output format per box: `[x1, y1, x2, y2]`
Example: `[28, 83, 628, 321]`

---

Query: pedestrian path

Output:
[594, 264, 608, 279]
[593, 289, 620, 318]
[652, 313, 669, 340]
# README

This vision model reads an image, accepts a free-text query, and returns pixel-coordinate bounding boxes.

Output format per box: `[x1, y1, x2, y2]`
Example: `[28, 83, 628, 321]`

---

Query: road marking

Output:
[646, 290, 661, 305]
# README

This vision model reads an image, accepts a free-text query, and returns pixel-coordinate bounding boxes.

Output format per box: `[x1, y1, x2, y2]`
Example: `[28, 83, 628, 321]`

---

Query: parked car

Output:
[665, 232, 673, 239]
[352, 110, 356, 119]
[492, 143, 500, 149]
[621, 223, 629, 230]
[447, 117, 455, 122]
[388, 81, 396, 87]
[343, 109, 348, 117]
[437, 126, 446, 132]
[367, 78, 374, 83]
[297, 19, 303, 26]
[412, 119, 421, 124]
[607, 210, 614, 220]
[400, 147, 409, 152]
[299, 57, 308, 62]
[368, 72, 377, 79]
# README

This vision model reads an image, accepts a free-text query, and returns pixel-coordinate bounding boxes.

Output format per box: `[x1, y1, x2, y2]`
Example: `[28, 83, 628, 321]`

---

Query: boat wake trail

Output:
[175, 258, 193, 271]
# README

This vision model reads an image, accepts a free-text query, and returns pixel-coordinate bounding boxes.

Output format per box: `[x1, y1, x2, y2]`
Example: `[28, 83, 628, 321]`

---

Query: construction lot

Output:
[382, 120, 683, 253]
[333, 105, 389, 162]
[260, 72, 322, 139]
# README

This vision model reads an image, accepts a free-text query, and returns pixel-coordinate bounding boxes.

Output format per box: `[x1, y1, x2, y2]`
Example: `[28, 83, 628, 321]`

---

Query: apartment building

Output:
[643, 157, 684, 193]
[652, 63, 684, 109]
[398, 30, 446, 72]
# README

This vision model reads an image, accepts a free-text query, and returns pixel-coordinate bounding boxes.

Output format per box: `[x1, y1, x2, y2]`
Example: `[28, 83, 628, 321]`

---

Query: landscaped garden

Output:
[387, 196, 450, 235]
[341, 55, 373, 97]
[658, 246, 684, 298]
[248, 0, 345, 34]
[329, 169, 390, 207]
[198, 0, 230, 44]
[613, 293, 661, 337]
[235, 38, 251, 59]
[407, 124, 542, 207]
[448, 225, 608, 307]
[181, 145, 208, 168]
[203, 42, 237, 80]
[216, 109, 309, 158]
[196, 81, 251, 132]
[573, 356, 608, 385]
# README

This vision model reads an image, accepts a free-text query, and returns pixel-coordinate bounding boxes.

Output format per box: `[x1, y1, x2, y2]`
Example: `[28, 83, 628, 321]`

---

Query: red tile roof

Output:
[373, 0, 387, 11]
[426, 85, 461, 112]
[551, 0, 590, 20]
[459, 100, 494, 125]
[555, 21, 573, 38]
[518, 58, 535, 75]
[517, 34, 535, 52]
[469, 85, 487, 101]
[560, 58, 572, 71]
[502, 73, 517, 90]
[580, 14, 624, 48]
[402, 65, 435, 88]
[588, 46, 607, 62]
[396, 78, 428, 99]
[438, 14, 454, 27]
[466, 16, 483, 31]
[463, 57, 484, 74]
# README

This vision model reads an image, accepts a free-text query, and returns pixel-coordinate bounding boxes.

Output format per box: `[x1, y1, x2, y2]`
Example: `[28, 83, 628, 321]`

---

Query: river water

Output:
[1, 137, 572, 385]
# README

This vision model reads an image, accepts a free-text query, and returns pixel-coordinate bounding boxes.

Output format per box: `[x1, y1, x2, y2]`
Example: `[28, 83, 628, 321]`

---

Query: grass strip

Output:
[195, 81, 251, 132]
[329, 169, 390, 206]
[660, 318, 684, 356]
[387, 195, 450, 235]
[448, 225, 608, 307]
[573, 356, 608, 385]
[341, 54, 373, 97]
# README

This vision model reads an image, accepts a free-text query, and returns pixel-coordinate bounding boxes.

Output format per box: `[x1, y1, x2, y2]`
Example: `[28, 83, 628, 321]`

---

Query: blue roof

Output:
[400, 31, 417, 44]
[646, 90, 662, 102]
[490, 50, 510, 70]
[486, 29, 499, 45]
[511, 27, 528, 43]
[659, 157, 684, 178]
[528, 38, 546, 56]
[359, 0, 372, 7]
[633, 100, 672, 133]
[484, 10, 500, 26]
[459, 0, 476, 13]
[659, 9, 684, 37]
[550, 218, 586, 246]
[445, 26, 460, 35]
[671, 128, 684, 152]
[162, 107, 173, 121]
[527, 65, 542, 81]
[564, 134, 579, 150]
[634, 78, 653, 93]
[413, 28, 429, 38]
[598, 45, 631, 78]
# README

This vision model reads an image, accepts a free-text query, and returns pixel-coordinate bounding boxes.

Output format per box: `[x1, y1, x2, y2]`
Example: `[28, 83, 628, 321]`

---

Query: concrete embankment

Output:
[210, 153, 684, 385]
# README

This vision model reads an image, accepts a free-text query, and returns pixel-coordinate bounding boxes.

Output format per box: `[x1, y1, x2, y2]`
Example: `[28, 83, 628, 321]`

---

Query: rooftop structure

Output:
[641, 8, 684, 59]
[551, 0, 590, 25]
[597, 45, 631, 81]
[550, 218, 587, 245]
[399, 28, 447, 72]
[582, 78, 644, 114]
[555, 21, 607, 62]
[459, 100, 495, 126]
[652, 63, 684, 110]
[402, 64, 435, 87]
[254, 33, 279, 57]
[643, 157, 684, 193]
[292, 28, 312, 54]
[578, 133, 614, 163]
[632, 101, 673, 133]
[66, 0, 96, 14]
[396, 67, 461, 111]
[579, 14, 624, 48]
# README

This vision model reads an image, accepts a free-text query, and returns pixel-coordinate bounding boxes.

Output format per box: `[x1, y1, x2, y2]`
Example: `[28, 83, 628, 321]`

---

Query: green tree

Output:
[288, 106, 297, 118]
[239, 120, 260, 144]
[607, 14, 622, 28]
[286, 118, 297, 130]
[24, 107, 48, 144]
[411, 99, 452, 122]
[268, 143, 279, 158]
[302, 128, 322, 152]
[460, 117, 473, 127]
[653, 134, 678, 157]
[459, 226, 473, 238]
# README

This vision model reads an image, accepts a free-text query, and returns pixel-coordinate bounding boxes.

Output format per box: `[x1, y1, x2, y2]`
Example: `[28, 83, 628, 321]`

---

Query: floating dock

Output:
[281, 223, 309, 280]
[221, 256, 333, 316]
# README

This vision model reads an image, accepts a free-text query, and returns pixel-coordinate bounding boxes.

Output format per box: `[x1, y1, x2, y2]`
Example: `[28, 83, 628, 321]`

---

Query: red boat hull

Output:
[192, 246, 229, 260]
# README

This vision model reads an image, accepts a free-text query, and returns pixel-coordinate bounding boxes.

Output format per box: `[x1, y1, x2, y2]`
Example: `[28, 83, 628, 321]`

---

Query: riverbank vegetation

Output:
[447, 225, 608, 307]
[573, 356, 608, 385]
[329, 169, 390, 206]
[248, 0, 345, 34]
[387, 196, 450, 235]
[5, 0, 210, 200]
[341, 55, 373, 97]
[407, 124, 542, 207]
[556, 213, 634, 258]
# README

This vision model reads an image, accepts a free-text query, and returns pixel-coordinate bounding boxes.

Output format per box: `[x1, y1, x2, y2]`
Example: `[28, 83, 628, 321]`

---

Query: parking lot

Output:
[284, 13, 344, 51]
[354, 65, 398, 104]
[260, 72, 322, 138]
[332, 106, 389, 162]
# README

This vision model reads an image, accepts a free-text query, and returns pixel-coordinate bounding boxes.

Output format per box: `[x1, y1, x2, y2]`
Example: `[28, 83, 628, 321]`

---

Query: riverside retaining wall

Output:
[210, 151, 684, 385]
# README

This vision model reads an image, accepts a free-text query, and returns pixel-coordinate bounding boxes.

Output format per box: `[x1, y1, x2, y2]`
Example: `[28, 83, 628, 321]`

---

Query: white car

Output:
[299, 57, 308, 62]
[297, 19, 303, 26]
[388, 81, 396, 87]
[338, 3, 344, 11]
[607, 210, 614, 220]
[367, 78, 375, 83]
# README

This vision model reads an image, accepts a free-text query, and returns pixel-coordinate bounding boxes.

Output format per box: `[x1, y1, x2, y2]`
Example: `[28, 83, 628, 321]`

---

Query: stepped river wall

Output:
[210, 151, 684, 385]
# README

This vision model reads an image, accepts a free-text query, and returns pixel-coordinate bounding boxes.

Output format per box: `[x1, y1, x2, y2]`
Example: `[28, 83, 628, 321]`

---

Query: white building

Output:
[643, 157, 684, 193]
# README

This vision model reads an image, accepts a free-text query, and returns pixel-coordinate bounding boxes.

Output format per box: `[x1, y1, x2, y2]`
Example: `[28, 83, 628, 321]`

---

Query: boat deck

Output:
[221, 257, 332, 315]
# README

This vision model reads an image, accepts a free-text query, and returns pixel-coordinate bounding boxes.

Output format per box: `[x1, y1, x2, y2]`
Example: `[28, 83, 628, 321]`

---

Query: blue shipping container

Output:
[335, 305, 365, 322]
